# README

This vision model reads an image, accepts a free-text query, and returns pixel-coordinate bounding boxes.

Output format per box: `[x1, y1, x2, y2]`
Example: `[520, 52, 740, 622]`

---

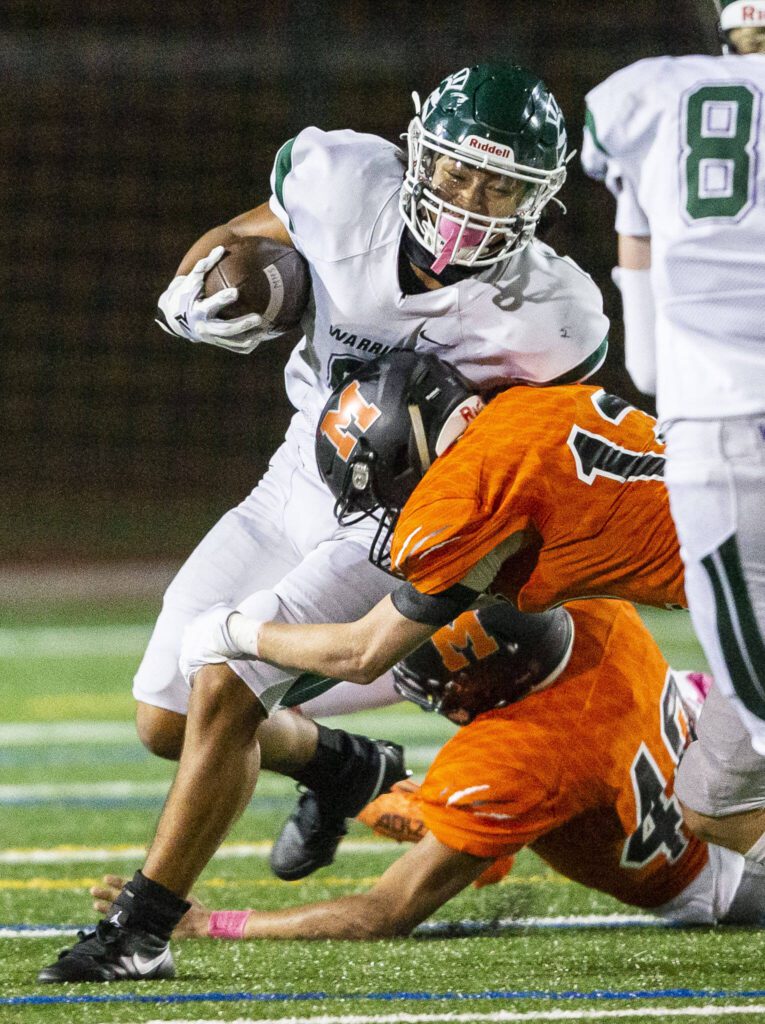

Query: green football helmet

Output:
[400, 63, 569, 272]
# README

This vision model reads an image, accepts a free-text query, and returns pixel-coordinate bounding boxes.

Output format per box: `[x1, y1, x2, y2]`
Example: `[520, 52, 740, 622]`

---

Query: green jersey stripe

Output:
[273, 137, 296, 228]
[585, 107, 609, 156]
[546, 335, 609, 386]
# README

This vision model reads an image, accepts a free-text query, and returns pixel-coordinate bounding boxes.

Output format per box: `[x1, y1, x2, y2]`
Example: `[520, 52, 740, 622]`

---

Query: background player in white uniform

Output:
[581, 2, 765, 861]
[38, 64, 609, 984]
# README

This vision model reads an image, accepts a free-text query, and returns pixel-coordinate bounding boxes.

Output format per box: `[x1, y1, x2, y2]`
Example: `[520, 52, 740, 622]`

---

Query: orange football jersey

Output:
[391, 386, 685, 612]
[418, 599, 707, 909]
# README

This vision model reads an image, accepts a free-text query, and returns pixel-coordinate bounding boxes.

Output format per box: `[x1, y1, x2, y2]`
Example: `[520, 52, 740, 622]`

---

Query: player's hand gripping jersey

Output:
[269, 128, 609, 431]
[380, 600, 709, 910]
[391, 385, 685, 612]
[582, 55, 765, 422]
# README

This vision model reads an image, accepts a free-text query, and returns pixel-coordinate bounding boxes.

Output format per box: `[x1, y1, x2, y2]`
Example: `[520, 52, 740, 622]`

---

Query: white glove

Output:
[155, 246, 268, 355]
[179, 603, 246, 685]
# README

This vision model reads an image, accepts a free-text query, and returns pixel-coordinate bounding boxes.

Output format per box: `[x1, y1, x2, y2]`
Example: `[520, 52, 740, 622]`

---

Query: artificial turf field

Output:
[2, 596, 765, 1024]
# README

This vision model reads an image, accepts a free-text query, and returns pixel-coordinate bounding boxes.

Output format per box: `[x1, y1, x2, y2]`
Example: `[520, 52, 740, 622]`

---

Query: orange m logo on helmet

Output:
[319, 379, 382, 461]
[431, 610, 499, 672]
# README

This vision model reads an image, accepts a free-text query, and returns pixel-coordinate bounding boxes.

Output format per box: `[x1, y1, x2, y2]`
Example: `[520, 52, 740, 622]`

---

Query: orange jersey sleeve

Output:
[418, 599, 707, 909]
[391, 386, 685, 612]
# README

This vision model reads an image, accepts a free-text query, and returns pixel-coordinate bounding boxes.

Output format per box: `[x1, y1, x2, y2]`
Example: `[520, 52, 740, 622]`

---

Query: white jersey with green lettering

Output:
[583, 54, 765, 422]
[269, 127, 608, 430]
[132, 125, 609, 721]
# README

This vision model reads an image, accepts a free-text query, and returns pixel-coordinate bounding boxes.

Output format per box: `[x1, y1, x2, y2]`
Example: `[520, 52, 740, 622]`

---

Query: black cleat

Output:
[270, 739, 408, 881]
[37, 920, 174, 984]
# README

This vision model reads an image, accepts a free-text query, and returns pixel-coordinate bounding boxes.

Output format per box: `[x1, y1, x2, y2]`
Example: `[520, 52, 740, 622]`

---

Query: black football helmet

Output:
[315, 351, 484, 568]
[392, 597, 574, 724]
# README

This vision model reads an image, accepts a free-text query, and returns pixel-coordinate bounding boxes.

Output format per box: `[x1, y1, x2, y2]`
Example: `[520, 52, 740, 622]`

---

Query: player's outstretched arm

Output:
[92, 835, 489, 941]
[250, 594, 437, 684]
[180, 594, 438, 687]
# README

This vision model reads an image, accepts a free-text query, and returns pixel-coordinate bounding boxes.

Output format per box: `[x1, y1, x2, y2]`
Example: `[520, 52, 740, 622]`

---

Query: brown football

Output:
[203, 237, 311, 327]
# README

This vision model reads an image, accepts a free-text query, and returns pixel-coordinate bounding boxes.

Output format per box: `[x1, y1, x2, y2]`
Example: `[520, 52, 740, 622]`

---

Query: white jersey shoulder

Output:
[266, 126, 609, 437]
[269, 127, 403, 262]
[583, 54, 765, 420]
[584, 56, 677, 170]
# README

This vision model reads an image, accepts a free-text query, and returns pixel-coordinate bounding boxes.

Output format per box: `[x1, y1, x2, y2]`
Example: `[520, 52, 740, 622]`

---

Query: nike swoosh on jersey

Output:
[419, 328, 447, 346]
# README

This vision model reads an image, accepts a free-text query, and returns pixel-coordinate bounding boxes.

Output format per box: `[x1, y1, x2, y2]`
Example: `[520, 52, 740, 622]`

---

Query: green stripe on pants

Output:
[702, 533, 765, 721]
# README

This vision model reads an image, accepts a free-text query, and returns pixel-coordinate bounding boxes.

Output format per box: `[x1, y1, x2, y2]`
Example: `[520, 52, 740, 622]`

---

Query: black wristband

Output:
[391, 581, 479, 627]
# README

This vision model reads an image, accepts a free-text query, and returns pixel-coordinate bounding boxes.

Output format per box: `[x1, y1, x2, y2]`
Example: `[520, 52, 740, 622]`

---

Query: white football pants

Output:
[133, 411, 398, 715]
[666, 416, 765, 814]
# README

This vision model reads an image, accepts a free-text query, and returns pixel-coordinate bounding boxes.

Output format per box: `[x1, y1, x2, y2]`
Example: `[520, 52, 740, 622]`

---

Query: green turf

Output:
[5, 598, 762, 1024]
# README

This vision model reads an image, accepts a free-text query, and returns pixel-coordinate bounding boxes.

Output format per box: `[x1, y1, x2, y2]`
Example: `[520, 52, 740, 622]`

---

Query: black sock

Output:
[107, 870, 191, 942]
[287, 725, 387, 818]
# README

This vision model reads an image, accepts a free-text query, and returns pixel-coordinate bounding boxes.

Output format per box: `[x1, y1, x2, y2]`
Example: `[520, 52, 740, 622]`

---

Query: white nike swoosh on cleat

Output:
[125, 949, 171, 976]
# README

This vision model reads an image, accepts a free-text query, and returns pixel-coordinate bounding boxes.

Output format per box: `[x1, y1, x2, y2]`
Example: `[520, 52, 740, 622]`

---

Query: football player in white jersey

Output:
[581, 2, 765, 864]
[36, 64, 610, 984]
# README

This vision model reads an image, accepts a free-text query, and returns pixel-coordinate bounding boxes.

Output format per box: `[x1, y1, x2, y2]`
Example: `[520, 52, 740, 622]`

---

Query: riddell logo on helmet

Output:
[721, 1, 765, 27]
[742, 4, 765, 21]
[462, 135, 515, 165]
[434, 395, 485, 457]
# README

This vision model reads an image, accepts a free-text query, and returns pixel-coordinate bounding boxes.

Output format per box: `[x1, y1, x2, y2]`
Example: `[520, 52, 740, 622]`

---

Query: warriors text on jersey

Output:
[398, 600, 708, 909]
[391, 385, 685, 612]
[269, 128, 608, 433]
[582, 54, 765, 422]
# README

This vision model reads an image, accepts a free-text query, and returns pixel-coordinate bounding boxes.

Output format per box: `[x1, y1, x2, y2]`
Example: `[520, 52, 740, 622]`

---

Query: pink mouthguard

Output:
[430, 218, 486, 274]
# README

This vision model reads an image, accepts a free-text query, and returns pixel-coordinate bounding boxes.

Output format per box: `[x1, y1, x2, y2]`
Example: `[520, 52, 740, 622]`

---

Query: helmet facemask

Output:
[330, 438, 419, 572]
[401, 109, 567, 272]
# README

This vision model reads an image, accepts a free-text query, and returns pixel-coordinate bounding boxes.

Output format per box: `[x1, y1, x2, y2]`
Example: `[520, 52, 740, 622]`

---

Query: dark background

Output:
[1, 1, 717, 564]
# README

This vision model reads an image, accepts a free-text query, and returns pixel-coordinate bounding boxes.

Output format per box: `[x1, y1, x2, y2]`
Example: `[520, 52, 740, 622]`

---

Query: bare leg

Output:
[142, 664, 266, 896]
[135, 702, 187, 761]
[680, 801, 765, 856]
[257, 710, 319, 773]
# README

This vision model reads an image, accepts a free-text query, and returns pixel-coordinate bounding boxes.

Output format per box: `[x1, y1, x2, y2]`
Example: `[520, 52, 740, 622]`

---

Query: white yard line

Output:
[0, 720, 441, 767]
[133, 1007, 765, 1023]
[0, 841, 393, 864]
[0, 780, 171, 801]
[0, 721, 137, 745]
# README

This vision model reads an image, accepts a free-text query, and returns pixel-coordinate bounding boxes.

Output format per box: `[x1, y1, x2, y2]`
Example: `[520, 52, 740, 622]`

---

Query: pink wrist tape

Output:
[207, 910, 250, 939]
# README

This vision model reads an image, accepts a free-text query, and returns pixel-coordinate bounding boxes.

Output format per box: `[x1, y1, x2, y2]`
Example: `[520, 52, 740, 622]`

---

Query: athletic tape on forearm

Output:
[611, 265, 657, 396]
[227, 613, 263, 659]
[207, 910, 250, 939]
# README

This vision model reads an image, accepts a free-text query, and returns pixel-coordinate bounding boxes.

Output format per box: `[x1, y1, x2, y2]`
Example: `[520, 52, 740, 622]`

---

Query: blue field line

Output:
[3, 915, 677, 938]
[4, 987, 765, 1008]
